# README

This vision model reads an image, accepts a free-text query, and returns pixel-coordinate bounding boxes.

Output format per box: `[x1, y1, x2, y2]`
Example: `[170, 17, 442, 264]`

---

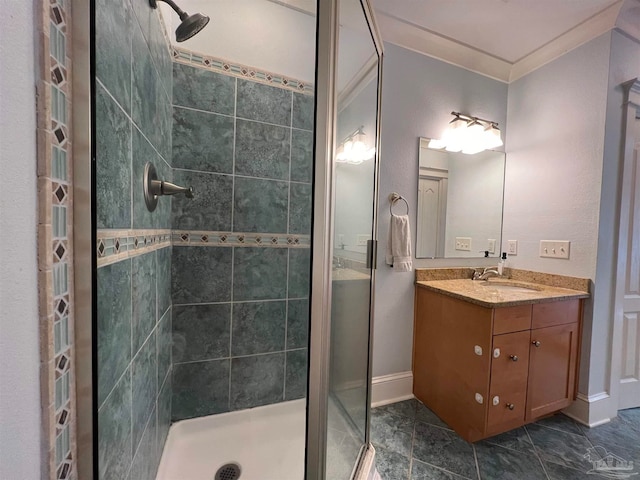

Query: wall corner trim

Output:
[371, 371, 414, 407]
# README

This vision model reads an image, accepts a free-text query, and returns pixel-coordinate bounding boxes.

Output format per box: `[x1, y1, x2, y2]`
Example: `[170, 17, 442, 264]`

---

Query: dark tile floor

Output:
[372, 399, 640, 480]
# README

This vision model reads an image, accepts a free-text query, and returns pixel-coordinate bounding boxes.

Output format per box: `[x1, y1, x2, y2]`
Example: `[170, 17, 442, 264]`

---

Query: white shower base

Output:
[156, 399, 306, 480]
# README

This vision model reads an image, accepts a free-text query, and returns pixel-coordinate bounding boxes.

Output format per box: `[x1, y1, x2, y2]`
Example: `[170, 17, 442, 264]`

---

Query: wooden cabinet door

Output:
[526, 322, 579, 421]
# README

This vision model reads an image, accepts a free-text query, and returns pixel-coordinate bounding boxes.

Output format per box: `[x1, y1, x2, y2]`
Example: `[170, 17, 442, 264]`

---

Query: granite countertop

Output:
[416, 277, 589, 308]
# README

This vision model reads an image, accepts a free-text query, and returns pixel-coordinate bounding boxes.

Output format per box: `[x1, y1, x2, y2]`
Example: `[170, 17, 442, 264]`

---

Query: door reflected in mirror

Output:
[416, 137, 506, 259]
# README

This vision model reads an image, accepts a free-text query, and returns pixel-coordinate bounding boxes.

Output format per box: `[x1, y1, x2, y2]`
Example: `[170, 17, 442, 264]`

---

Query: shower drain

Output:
[215, 462, 241, 480]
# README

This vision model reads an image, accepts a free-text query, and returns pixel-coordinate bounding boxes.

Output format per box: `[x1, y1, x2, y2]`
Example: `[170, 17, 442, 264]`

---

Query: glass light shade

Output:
[460, 121, 484, 154]
[484, 125, 503, 149]
[353, 129, 366, 145]
[366, 147, 376, 160]
[442, 117, 467, 152]
[335, 143, 346, 162]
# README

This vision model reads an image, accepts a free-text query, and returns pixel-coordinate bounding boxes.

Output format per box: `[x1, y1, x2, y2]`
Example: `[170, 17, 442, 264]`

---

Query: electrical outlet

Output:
[487, 239, 496, 254]
[455, 237, 472, 251]
[540, 240, 570, 259]
[507, 240, 518, 255]
[356, 234, 371, 246]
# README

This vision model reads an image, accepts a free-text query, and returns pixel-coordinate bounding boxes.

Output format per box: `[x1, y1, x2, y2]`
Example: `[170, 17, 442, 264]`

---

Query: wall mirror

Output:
[416, 137, 506, 259]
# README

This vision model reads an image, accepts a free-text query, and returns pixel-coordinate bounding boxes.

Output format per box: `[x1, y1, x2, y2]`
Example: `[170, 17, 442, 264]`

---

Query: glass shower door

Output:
[325, 0, 382, 477]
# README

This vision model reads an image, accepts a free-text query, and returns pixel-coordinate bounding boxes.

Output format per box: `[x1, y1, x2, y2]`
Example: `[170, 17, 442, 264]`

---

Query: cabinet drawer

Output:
[493, 305, 532, 334]
[491, 331, 531, 386]
[532, 299, 580, 329]
[487, 388, 527, 434]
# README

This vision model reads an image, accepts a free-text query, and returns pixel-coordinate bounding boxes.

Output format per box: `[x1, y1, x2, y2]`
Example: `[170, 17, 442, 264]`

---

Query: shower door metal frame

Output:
[307, 0, 384, 477]
[70, 0, 96, 478]
[361, 0, 384, 452]
[306, 0, 338, 478]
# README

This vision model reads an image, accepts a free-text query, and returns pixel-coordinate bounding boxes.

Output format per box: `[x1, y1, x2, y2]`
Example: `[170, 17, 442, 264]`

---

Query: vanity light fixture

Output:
[429, 112, 503, 154]
[335, 126, 376, 165]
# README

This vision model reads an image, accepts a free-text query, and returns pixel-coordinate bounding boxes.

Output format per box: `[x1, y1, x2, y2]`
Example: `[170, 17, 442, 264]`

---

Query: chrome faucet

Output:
[472, 267, 500, 281]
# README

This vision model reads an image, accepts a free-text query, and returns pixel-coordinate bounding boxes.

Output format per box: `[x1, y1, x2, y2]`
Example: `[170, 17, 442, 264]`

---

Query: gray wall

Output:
[170, 63, 313, 421]
[95, 0, 173, 478]
[374, 43, 508, 377]
[0, 1, 41, 478]
[504, 33, 612, 397]
[503, 31, 640, 400]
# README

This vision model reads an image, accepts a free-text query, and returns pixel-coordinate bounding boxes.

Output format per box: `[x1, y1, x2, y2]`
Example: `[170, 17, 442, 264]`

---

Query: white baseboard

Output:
[563, 392, 612, 427]
[371, 371, 414, 407]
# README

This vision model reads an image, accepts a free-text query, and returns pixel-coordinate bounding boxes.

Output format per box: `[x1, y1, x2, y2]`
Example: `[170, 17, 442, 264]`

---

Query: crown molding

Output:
[615, 0, 640, 42]
[510, 0, 624, 82]
[376, 0, 626, 84]
[376, 12, 512, 82]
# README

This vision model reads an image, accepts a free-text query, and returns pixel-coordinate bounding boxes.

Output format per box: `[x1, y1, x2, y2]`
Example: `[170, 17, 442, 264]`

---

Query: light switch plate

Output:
[507, 240, 518, 255]
[356, 234, 371, 246]
[487, 239, 496, 254]
[455, 237, 472, 251]
[539, 240, 570, 259]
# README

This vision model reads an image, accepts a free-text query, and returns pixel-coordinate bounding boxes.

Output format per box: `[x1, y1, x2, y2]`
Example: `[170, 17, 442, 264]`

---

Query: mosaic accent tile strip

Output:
[96, 229, 311, 267]
[96, 229, 172, 267]
[173, 46, 314, 96]
[171, 231, 311, 248]
[37, 0, 76, 478]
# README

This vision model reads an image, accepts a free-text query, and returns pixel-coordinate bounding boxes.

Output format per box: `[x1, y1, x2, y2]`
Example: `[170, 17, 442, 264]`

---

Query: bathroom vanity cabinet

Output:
[413, 285, 583, 442]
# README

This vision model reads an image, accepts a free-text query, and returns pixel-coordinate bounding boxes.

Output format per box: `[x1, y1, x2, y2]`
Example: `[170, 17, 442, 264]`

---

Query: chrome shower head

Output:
[149, 0, 210, 42]
[175, 12, 210, 42]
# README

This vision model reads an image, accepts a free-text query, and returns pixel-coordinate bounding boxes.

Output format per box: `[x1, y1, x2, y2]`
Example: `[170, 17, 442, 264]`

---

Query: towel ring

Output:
[389, 192, 409, 215]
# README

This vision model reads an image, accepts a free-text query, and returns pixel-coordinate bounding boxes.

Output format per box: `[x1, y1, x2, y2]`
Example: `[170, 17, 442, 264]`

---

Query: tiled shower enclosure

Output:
[95, 0, 313, 478]
[170, 61, 314, 420]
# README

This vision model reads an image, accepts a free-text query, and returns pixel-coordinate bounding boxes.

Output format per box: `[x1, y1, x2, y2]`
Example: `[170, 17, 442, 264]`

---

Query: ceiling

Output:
[371, 0, 639, 82]
[372, 0, 621, 63]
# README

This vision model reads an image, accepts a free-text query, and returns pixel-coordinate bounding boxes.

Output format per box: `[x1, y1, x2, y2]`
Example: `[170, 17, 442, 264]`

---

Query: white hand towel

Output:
[386, 214, 413, 272]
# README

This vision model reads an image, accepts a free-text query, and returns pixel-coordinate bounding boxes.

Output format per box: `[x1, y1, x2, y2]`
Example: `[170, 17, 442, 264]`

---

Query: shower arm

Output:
[143, 162, 193, 212]
[149, 0, 190, 21]
[149, 179, 194, 199]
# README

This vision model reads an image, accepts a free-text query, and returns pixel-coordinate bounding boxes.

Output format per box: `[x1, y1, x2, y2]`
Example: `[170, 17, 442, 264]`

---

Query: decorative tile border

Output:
[96, 229, 311, 267]
[172, 46, 314, 96]
[36, 0, 76, 478]
[96, 229, 172, 267]
[172, 230, 311, 248]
